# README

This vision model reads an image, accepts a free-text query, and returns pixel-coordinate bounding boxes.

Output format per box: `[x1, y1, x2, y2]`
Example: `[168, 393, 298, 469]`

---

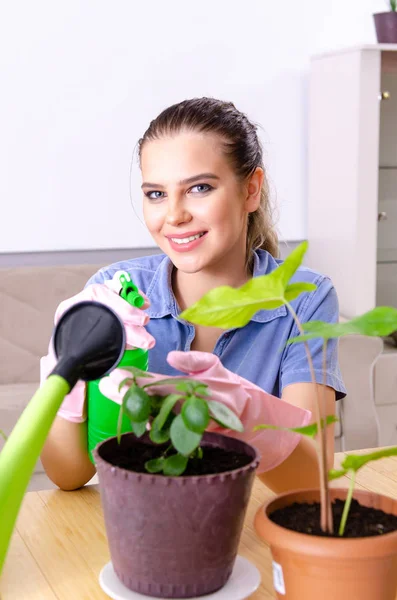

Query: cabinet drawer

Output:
[377, 168, 397, 263]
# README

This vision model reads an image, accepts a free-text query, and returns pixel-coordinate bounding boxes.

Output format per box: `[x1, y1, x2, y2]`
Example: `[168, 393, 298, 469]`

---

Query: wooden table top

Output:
[2, 449, 397, 599]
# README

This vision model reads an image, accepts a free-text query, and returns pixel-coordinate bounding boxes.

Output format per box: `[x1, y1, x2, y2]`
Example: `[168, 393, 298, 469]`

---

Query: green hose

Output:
[0, 375, 70, 575]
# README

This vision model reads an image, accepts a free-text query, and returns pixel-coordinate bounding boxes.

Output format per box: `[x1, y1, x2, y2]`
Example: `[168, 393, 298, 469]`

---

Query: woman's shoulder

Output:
[84, 252, 168, 290]
[256, 248, 332, 287]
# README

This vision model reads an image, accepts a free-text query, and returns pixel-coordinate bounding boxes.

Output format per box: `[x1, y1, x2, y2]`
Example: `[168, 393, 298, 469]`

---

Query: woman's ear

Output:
[245, 167, 264, 213]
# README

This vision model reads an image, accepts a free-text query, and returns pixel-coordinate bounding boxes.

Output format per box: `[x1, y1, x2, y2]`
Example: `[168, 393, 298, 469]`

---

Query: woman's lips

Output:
[167, 231, 208, 253]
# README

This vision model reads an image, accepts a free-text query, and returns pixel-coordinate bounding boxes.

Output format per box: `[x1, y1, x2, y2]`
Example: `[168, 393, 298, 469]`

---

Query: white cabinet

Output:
[307, 44, 397, 318]
[306, 45, 397, 450]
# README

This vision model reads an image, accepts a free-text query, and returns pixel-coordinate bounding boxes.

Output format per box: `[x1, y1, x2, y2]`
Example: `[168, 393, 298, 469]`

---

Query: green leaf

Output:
[176, 380, 208, 396]
[253, 415, 338, 438]
[149, 421, 171, 444]
[150, 394, 164, 414]
[163, 453, 189, 476]
[328, 468, 348, 481]
[182, 397, 210, 433]
[120, 366, 154, 378]
[196, 446, 203, 459]
[284, 282, 317, 302]
[275, 241, 309, 288]
[288, 307, 397, 344]
[123, 385, 151, 422]
[145, 457, 164, 473]
[341, 446, 397, 473]
[152, 393, 182, 431]
[208, 400, 244, 432]
[118, 377, 134, 392]
[143, 377, 194, 389]
[131, 420, 148, 438]
[179, 241, 311, 329]
[170, 414, 202, 456]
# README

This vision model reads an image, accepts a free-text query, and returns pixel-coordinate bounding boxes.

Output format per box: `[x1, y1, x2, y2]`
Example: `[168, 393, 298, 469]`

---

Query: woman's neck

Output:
[172, 256, 252, 312]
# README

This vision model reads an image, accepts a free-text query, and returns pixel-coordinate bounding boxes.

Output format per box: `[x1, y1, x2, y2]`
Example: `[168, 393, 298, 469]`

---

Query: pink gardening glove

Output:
[99, 350, 311, 473]
[40, 283, 155, 423]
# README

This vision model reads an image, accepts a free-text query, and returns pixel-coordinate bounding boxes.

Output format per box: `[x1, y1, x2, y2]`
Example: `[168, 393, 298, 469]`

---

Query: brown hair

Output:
[138, 97, 279, 269]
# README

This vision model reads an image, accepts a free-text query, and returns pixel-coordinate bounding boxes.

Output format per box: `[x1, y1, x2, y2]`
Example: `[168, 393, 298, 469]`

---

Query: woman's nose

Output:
[165, 199, 192, 226]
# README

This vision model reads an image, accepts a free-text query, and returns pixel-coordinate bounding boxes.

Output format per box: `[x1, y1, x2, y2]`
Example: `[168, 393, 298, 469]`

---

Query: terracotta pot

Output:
[255, 488, 397, 600]
[374, 12, 397, 43]
[94, 431, 259, 599]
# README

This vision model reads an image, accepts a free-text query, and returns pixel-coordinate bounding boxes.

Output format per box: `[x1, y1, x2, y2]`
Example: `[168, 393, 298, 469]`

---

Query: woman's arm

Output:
[41, 417, 96, 491]
[257, 382, 336, 493]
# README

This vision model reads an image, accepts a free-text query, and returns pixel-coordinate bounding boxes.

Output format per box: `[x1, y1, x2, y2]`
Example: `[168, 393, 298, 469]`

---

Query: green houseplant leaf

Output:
[208, 400, 244, 432]
[152, 394, 182, 431]
[119, 366, 154, 378]
[149, 420, 170, 444]
[254, 415, 338, 438]
[163, 453, 189, 476]
[182, 397, 210, 433]
[180, 241, 315, 329]
[288, 307, 397, 344]
[145, 457, 164, 473]
[327, 446, 397, 535]
[123, 385, 152, 422]
[333, 447, 397, 477]
[131, 420, 148, 438]
[170, 414, 202, 456]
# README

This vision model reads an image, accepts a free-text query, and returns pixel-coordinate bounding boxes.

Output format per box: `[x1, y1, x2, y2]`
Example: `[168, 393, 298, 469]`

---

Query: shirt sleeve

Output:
[84, 268, 107, 288]
[280, 276, 347, 400]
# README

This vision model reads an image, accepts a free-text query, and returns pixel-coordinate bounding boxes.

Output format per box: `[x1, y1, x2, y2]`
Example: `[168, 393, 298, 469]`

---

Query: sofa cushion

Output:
[0, 264, 101, 385]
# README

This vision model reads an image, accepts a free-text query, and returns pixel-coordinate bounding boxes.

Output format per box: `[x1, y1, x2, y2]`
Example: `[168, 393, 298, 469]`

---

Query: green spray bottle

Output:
[86, 271, 149, 462]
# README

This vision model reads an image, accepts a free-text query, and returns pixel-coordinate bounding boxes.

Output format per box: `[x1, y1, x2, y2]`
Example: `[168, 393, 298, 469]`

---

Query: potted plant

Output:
[93, 374, 261, 599]
[181, 241, 397, 600]
[374, 1, 397, 43]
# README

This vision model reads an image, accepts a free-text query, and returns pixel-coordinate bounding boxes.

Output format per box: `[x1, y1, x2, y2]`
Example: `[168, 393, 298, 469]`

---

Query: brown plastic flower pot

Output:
[94, 431, 259, 599]
[254, 488, 397, 600]
[374, 12, 397, 43]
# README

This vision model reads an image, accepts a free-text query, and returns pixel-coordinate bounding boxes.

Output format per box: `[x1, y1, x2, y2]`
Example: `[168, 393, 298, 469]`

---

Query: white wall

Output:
[0, 0, 384, 253]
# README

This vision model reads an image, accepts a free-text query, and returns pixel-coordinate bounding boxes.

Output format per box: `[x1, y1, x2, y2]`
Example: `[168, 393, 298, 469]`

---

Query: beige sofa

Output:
[0, 263, 387, 490]
[0, 264, 101, 489]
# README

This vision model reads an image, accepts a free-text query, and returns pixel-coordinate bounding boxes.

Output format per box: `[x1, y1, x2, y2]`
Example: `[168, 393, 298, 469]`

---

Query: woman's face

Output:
[140, 131, 262, 274]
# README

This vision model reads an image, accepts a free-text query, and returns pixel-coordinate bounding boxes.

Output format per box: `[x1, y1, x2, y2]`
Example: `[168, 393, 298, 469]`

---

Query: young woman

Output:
[41, 97, 346, 491]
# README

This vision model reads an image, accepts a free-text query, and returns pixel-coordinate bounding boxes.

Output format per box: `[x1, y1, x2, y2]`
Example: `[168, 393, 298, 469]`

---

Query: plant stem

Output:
[0, 430, 7, 441]
[339, 470, 355, 536]
[116, 403, 124, 444]
[285, 300, 331, 533]
[322, 340, 333, 533]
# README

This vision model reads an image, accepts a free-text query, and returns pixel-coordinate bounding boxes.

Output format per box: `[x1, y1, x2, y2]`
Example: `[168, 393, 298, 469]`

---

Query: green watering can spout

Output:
[0, 301, 125, 576]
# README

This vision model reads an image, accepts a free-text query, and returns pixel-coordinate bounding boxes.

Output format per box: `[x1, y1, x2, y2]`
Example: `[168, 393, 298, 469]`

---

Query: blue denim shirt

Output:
[86, 250, 346, 400]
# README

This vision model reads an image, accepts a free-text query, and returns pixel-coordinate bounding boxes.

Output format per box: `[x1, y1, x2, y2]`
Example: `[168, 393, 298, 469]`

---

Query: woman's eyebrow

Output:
[141, 173, 220, 189]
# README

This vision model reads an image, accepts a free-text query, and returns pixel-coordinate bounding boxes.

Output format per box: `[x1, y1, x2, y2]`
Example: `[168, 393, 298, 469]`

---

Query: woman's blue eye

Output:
[190, 184, 213, 194]
[146, 191, 164, 200]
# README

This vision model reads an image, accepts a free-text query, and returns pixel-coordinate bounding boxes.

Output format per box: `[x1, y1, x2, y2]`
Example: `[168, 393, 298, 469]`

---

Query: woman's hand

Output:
[40, 283, 155, 423]
[100, 350, 311, 473]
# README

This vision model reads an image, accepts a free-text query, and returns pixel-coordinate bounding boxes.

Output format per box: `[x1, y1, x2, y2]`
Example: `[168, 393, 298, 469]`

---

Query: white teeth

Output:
[171, 233, 204, 244]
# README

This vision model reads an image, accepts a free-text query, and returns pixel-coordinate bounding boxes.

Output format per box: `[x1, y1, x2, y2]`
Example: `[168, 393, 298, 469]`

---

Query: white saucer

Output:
[99, 555, 261, 600]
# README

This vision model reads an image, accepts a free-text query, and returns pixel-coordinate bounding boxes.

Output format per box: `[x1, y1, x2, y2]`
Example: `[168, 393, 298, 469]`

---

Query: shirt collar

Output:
[145, 250, 286, 323]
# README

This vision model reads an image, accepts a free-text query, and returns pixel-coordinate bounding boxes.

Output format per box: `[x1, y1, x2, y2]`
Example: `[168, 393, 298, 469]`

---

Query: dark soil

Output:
[106, 441, 252, 476]
[270, 498, 397, 538]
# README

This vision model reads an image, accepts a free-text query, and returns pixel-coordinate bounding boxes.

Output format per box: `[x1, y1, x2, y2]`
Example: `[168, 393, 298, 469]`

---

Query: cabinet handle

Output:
[379, 91, 391, 100]
[378, 212, 388, 221]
